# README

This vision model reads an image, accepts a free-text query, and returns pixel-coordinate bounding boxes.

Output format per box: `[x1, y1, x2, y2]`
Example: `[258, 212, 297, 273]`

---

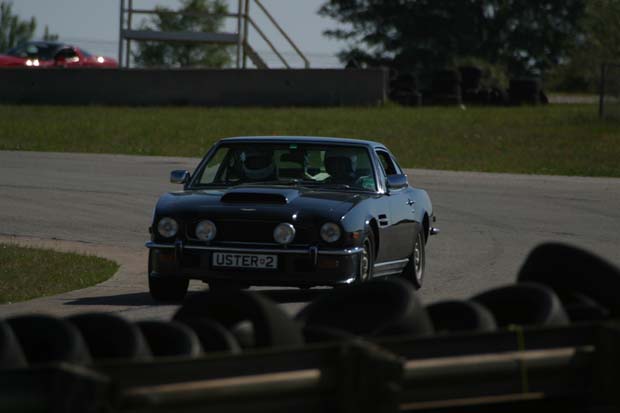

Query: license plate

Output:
[212, 252, 278, 269]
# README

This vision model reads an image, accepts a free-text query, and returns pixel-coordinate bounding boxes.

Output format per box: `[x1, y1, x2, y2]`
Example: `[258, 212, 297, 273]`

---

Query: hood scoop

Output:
[221, 191, 291, 205]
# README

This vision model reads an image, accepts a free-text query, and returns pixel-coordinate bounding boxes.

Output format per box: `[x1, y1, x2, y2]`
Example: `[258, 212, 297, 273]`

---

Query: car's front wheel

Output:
[402, 230, 425, 289]
[359, 233, 375, 282]
[148, 251, 189, 302]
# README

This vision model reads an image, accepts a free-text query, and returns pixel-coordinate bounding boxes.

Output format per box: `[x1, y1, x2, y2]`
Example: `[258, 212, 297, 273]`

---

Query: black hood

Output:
[155, 185, 372, 224]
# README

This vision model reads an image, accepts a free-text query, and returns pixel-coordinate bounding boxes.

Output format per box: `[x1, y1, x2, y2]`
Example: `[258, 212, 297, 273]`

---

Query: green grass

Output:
[1, 104, 619, 176]
[0, 243, 119, 304]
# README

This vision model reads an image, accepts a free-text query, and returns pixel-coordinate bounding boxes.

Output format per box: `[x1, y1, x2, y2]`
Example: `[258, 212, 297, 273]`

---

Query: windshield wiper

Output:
[245, 179, 319, 186]
[320, 183, 352, 189]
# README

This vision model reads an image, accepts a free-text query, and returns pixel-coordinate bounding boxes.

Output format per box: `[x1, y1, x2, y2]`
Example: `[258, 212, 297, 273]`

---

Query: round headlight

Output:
[273, 223, 295, 244]
[196, 220, 217, 241]
[157, 217, 178, 238]
[320, 222, 341, 243]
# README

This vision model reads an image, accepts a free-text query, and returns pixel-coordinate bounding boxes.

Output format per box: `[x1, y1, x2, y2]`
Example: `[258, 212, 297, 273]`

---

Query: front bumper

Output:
[146, 241, 363, 287]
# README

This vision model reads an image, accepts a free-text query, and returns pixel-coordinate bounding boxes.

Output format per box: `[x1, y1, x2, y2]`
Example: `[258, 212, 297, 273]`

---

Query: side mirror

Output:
[170, 170, 190, 184]
[386, 174, 408, 191]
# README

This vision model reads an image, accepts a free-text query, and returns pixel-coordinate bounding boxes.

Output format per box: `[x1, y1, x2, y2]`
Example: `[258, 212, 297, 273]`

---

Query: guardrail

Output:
[3, 321, 618, 412]
[0, 68, 387, 106]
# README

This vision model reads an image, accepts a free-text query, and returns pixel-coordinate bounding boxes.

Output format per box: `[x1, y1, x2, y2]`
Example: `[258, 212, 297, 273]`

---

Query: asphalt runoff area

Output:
[1, 150, 619, 319]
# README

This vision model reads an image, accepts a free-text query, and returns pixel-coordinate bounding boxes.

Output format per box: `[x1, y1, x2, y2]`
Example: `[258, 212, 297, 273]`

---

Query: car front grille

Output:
[188, 219, 314, 244]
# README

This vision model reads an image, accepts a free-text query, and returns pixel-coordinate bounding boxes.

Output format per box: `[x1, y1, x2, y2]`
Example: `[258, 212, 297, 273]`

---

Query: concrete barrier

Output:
[0, 68, 387, 106]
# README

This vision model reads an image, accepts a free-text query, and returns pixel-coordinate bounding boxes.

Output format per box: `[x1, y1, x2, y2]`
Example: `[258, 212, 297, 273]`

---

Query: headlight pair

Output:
[273, 222, 341, 244]
[157, 217, 216, 241]
[157, 218, 341, 244]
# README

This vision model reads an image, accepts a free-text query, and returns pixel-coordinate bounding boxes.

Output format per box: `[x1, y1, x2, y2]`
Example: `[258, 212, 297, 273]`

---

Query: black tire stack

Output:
[431, 69, 462, 105]
[389, 72, 422, 106]
[509, 77, 547, 105]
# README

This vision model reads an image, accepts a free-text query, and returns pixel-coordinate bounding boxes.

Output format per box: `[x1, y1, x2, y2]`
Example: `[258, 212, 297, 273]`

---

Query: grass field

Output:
[1, 104, 619, 177]
[0, 243, 118, 304]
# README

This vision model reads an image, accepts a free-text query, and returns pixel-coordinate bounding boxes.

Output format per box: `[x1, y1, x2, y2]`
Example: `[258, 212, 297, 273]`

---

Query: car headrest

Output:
[136, 321, 202, 358]
[325, 155, 355, 179]
[280, 151, 306, 165]
[517, 242, 620, 319]
[296, 278, 433, 338]
[7, 315, 91, 366]
[67, 313, 151, 361]
[0, 319, 28, 369]
[472, 282, 570, 328]
[426, 300, 497, 333]
[174, 290, 303, 349]
[175, 318, 241, 354]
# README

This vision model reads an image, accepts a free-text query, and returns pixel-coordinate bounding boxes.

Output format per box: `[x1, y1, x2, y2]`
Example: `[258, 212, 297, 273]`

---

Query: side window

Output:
[55, 48, 79, 61]
[200, 147, 230, 184]
[390, 153, 403, 174]
[376, 150, 398, 176]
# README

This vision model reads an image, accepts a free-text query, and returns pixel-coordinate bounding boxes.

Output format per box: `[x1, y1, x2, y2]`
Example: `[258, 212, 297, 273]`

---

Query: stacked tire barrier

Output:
[430, 69, 462, 106]
[386, 66, 548, 107]
[509, 78, 548, 105]
[2, 242, 620, 412]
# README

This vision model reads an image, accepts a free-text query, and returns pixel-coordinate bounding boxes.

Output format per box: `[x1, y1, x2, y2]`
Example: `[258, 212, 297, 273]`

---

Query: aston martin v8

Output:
[146, 136, 438, 301]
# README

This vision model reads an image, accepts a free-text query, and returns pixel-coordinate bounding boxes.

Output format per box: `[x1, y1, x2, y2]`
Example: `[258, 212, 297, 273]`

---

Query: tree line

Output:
[1, 0, 618, 91]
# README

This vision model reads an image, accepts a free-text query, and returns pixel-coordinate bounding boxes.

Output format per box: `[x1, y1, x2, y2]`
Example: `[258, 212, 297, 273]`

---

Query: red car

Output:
[0, 41, 117, 68]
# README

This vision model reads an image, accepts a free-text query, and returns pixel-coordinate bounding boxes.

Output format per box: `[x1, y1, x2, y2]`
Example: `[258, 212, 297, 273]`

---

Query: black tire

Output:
[402, 229, 425, 289]
[359, 232, 375, 282]
[517, 242, 620, 319]
[0, 319, 27, 369]
[472, 282, 570, 328]
[295, 277, 434, 338]
[426, 300, 496, 333]
[148, 250, 188, 302]
[174, 290, 304, 349]
[67, 313, 152, 361]
[7, 315, 92, 366]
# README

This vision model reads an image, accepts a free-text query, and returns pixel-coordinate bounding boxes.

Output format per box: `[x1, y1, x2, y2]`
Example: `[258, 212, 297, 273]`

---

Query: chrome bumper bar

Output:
[145, 241, 364, 256]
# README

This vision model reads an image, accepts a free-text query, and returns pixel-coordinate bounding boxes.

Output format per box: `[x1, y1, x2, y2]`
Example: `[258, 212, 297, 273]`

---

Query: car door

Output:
[375, 149, 416, 262]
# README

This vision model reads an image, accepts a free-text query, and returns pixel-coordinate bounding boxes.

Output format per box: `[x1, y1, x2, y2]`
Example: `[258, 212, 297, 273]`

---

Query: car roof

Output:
[219, 136, 386, 149]
[9, 41, 71, 52]
[24, 41, 66, 47]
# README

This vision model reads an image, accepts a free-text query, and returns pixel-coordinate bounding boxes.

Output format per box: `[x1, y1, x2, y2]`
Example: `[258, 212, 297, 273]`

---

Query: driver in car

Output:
[324, 149, 358, 185]
[240, 149, 277, 182]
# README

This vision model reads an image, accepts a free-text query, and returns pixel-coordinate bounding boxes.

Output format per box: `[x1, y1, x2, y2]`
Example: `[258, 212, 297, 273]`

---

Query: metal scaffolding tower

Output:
[118, 0, 309, 69]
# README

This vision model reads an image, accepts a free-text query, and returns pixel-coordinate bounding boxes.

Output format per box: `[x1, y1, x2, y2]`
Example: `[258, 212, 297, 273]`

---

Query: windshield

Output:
[191, 142, 377, 191]
[7, 42, 60, 60]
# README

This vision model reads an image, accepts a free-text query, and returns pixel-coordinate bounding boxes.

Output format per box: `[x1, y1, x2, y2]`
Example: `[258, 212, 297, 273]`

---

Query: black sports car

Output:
[146, 136, 438, 301]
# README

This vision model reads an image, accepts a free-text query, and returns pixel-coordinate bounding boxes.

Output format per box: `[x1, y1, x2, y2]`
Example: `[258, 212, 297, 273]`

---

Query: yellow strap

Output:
[508, 324, 529, 393]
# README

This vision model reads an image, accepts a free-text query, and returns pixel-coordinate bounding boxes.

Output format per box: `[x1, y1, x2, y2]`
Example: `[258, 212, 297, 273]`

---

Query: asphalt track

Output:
[1, 150, 619, 320]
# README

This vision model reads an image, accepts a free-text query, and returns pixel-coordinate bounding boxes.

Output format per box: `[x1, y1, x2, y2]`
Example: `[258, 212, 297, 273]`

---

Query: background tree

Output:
[0, 0, 35, 51]
[133, 0, 231, 68]
[319, 0, 586, 77]
[549, 0, 620, 92]
[0, 1, 59, 52]
[43, 25, 58, 42]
